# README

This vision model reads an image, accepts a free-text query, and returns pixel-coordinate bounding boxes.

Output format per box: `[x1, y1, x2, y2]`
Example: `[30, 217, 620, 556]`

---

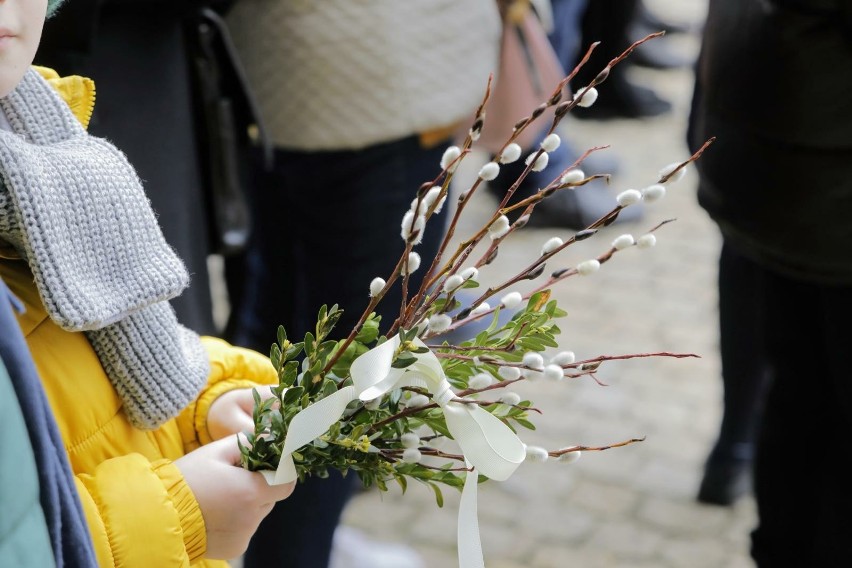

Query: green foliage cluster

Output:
[239, 291, 566, 505]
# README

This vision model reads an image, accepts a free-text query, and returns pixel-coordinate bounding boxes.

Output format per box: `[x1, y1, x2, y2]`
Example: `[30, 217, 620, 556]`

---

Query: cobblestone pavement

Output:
[333, 1, 760, 566]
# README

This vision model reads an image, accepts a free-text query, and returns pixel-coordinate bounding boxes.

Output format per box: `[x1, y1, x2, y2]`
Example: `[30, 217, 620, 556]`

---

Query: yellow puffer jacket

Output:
[0, 68, 278, 567]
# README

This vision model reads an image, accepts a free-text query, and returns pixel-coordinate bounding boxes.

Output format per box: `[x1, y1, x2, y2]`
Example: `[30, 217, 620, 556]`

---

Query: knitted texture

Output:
[0, 69, 189, 330]
[0, 68, 208, 429]
[226, 0, 501, 151]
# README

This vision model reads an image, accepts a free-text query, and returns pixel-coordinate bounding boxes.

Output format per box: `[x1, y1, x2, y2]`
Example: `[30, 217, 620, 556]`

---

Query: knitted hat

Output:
[47, 0, 66, 17]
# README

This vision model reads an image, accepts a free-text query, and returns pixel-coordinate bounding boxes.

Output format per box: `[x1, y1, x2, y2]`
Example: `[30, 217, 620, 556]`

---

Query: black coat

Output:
[688, 0, 852, 283]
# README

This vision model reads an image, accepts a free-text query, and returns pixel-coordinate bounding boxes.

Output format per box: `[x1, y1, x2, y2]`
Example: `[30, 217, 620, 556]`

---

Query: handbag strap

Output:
[193, 7, 273, 167]
[498, 0, 554, 31]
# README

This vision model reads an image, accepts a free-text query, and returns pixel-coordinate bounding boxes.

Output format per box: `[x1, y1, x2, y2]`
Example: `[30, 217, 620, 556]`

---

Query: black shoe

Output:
[697, 458, 753, 506]
[573, 73, 672, 120]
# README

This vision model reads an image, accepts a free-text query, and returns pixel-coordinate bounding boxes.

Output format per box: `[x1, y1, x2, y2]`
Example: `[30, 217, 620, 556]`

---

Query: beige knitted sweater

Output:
[226, 0, 502, 151]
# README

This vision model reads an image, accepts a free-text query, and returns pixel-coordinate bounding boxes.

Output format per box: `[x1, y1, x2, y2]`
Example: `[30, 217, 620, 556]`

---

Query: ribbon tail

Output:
[262, 458, 296, 486]
[267, 385, 357, 485]
[458, 463, 485, 568]
[444, 403, 526, 481]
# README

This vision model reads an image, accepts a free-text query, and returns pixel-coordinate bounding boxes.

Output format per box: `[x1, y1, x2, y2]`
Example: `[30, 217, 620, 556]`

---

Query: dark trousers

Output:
[711, 241, 771, 463]
[232, 134, 450, 568]
[749, 261, 852, 565]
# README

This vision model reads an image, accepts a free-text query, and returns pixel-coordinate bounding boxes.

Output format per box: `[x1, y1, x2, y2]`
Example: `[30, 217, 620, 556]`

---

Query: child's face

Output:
[0, 0, 47, 97]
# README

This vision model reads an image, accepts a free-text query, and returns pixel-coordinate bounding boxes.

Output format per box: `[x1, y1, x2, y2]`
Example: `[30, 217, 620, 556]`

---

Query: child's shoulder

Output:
[31, 66, 95, 129]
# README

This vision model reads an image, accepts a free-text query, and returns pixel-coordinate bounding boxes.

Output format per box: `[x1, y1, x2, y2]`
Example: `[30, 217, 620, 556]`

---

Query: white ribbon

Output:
[263, 335, 526, 567]
[260, 385, 356, 486]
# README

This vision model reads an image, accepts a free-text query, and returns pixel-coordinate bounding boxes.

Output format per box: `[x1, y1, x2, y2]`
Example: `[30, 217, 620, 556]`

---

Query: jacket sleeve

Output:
[176, 336, 278, 450]
[74, 454, 204, 567]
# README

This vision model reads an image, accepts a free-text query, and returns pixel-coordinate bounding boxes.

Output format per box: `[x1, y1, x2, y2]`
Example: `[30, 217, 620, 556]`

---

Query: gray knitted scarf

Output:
[0, 68, 209, 430]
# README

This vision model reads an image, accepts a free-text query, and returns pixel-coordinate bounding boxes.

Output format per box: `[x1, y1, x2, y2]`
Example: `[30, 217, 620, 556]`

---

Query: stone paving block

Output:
[585, 519, 666, 560]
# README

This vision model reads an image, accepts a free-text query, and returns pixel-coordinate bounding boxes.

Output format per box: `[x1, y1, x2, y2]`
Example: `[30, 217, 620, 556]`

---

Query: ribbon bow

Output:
[261, 335, 526, 567]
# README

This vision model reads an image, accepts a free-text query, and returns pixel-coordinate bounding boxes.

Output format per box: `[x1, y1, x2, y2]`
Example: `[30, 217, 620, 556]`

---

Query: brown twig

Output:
[549, 437, 646, 457]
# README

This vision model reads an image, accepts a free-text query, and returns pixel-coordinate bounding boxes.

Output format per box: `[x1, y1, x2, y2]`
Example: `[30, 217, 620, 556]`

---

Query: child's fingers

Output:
[214, 435, 296, 501]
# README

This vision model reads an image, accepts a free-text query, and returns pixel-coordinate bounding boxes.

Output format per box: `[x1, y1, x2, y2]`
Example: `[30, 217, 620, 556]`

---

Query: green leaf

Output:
[321, 378, 338, 399]
[282, 386, 304, 406]
[419, 415, 452, 438]
[545, 300, 567, 318]
[304, 332, 316, 357]
[527, 289, 552, 312]
[326, 421, 342, 441]
[350, 424, 367, 441]
[391, 354, 417, 369]
[317, 340, 338, 361]
[429, 482, 444, 507]
[395, 474, 408, 494]
[277, 325, 288, 346]
[474, 329, 490, 345]
[514, 418, 537, 430]
[281, 360, 299, 387]
[284, 343, 304, 361]
[252, 388, 262, 407]
[354, 316, 380, 343]
[270, 343, 282, 369]
[317, 306, 344, 341]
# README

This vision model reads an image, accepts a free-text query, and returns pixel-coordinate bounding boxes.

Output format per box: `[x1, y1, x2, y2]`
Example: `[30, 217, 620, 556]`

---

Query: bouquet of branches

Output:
[239, 32, 712, 566]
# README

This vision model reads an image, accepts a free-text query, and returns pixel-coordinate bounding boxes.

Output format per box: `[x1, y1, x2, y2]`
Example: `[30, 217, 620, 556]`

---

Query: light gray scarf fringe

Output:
[0, 69, 208, 429]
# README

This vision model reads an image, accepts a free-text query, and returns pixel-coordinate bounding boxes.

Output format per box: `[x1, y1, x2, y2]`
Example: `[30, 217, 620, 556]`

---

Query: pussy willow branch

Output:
[467, 145, 610, 269]
[403, 36, 667, 331]
[393, 79, 491, 334]
[391, 154, 473, 335]
[451, 137, 717, 331]
[324, 164, 458, 375]
[332, 33, 690, 369]
[574, 351, 700, 365]
[491, 30, 665, 217]
[492, 167, 610, 233]
[366, 350, 697, 438]
[549, 437, 646, 457]
[402, 42, 610, 329]
[392, 164, 462, 328]
[527, 218, 675, 295]
[443, 213, 653, 333]
[368, 377, 529, 432]
[388, 438, 648, 465]
[662, 136, 715, 184]
[385, 448, 471, 470]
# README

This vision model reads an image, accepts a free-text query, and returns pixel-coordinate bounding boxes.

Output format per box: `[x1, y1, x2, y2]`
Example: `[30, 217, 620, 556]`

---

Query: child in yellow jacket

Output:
[0, 1, 294, 566]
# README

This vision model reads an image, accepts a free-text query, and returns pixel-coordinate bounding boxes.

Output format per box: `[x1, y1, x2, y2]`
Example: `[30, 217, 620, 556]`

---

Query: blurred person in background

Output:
[689, 0, 852, 563]
[695, 242, 771, 506]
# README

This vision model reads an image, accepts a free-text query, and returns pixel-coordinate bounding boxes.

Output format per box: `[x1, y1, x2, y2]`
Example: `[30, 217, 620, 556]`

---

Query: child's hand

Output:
[174, 434, 295, 560]
[207, 386, 276, 441]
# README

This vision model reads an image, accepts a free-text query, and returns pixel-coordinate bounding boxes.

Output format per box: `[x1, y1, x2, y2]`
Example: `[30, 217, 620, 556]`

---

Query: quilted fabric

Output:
[226, 0, 502, 150]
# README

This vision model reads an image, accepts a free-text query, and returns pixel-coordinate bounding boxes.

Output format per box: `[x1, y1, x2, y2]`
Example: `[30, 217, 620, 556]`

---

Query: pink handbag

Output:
[476, 5, 569, 156]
